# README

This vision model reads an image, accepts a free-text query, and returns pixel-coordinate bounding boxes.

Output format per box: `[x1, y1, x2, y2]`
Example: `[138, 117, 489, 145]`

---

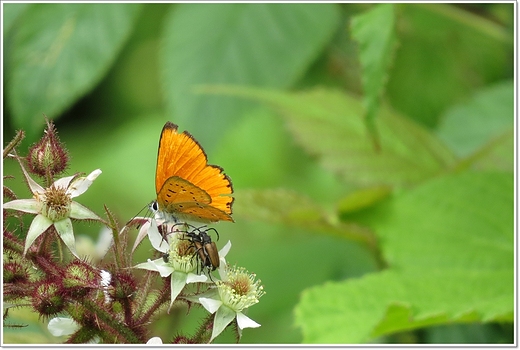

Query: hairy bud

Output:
[27, 118, 69, 178]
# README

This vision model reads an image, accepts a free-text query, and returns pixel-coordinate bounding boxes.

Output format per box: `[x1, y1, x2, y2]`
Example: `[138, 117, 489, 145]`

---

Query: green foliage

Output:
[201, 86, 456, 187]
[161, 3, 340, 148]
[437, 80, 513, 171]
[3, 2, 513, 345]
[351, 3, 397, 147]
[294, 172, 513, 343]
[5, 4, 142, 140]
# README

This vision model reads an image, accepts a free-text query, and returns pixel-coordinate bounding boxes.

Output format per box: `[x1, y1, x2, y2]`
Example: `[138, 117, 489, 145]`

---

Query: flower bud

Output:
[27, 118, 69, 178]
[110, 272, 136, 301]
[3, 261, 29, 284]
[62, 261, 98, 298]
[32, 281, 65, 317]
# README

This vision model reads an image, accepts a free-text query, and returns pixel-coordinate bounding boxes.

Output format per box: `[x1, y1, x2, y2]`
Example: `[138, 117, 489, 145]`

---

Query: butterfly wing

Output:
[155, 122, 234, 222]
[157, 176, 211, 208]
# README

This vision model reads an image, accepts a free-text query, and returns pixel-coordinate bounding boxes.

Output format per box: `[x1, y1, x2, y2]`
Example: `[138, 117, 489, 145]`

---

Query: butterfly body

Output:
[154, 122, 234, 223]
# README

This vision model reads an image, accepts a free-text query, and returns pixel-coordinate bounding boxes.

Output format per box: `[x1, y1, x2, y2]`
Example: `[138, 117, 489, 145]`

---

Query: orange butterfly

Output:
[153, 122, 234, 223]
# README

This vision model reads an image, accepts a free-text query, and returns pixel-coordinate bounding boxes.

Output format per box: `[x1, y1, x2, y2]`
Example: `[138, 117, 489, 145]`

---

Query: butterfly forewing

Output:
[155, 122, 234, 223]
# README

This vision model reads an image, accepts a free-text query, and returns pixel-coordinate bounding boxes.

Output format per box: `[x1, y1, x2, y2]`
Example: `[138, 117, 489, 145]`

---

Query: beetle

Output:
[185, 227, 220, 271]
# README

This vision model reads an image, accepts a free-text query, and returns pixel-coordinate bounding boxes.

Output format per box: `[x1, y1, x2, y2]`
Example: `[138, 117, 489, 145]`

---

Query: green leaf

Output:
[234, 188, 376, 246]
[436, 80, 513, 172]
[295, 171, 513, 343]
[337, 185, 392, 214]
[161, 3, 340, 148]
[351, 4, 397, 147]
[387, 4, 513, 128]
[202, 86, 456, 187]
[6, 4, 142, 140]
[3, 3, 30, 35]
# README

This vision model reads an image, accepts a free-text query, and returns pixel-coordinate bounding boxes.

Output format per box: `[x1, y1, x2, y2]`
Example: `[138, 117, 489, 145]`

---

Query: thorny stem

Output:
[134, 269, 155, 318]
[192, 313, 215, 344]
[3, 130, 25, 159]
[105, 205, 122, 271]
[81, 299, 142, 344]
[3, 231, 24, 254]
[135, 277, 171, 326]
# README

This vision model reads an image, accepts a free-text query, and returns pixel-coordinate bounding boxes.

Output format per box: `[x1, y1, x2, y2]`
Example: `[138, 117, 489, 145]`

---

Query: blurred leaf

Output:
[203, 86, 456, 187]
[295, 171, 513, 343]
[425, 323, 513, 344]
[387, 4, 512, 128]
[161, 3, 340, 148]
[6, 3, 142, 141]
[351, 4, 397, 147]
[436, 80, 513, 172]
[3, 3, 30, 34]
[234, 188, 375, 246]
[337, 185, 392, 214]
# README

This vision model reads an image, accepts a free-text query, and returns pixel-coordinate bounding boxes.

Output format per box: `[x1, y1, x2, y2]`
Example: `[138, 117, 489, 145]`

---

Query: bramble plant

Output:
[3, 119, 264, 344]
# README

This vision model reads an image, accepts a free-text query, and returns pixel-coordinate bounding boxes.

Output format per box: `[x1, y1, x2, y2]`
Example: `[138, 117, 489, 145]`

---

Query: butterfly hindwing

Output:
[157, 176, 210, 209]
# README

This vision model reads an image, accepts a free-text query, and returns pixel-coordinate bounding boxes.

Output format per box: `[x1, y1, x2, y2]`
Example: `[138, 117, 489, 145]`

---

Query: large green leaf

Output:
[295, 171, 513, 343]
[351, 4, 397, 146]
[160, 3, 340, 148]
[387, 4, 512, 128]
[202, 86, 456, 187]
[5, 4, 141, 140]
[436, 80, 513, 172]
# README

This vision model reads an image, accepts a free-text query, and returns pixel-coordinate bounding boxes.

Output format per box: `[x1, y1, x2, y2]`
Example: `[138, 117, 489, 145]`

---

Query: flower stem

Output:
[3, 130, 25, 159]
[81, 299, 142, 343]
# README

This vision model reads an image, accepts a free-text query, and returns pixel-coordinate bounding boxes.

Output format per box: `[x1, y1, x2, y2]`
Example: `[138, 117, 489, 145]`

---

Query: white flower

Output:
[47, 317, 100, 343]
[199, 265, 264, 342]
[3, 158, 102, 257]
[146, 336, 163, 344]
[134, 219, 231, 311]
[48, 317, 79, 337]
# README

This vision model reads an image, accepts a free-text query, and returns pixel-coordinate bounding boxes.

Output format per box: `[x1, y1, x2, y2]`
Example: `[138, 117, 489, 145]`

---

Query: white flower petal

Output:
[48, 317, 80, 337]
[169, 271, 188, 307]
[3, 199, 40, 214]
[17, 157, 44, 195]
[217, 241, 232, 280]
[186, 272, 208, 284]
[236, 312, 261, 329]
[146, 337, 163, 344]
[67, 169, 101, 198]
[131, 219, 151, 253]
[211, 305, 236, 342]
[219, 240, 232, 259]
[55, 218, 78, 258]
[24, 214, 53, 255]
[218, 262, 229, 282]
[69, 202, 102, 221]
[147, 219, 169, 253]
[134, 258, 174, 277]
[54, 175, 76, 190]
[199, 297, 223, 314]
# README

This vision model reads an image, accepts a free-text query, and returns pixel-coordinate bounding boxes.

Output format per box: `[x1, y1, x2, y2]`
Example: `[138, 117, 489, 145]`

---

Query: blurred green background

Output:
[2, 3, 514, 344]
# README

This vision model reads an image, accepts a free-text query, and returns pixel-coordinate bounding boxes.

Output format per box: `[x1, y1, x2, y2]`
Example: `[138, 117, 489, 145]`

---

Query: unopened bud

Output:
[27, 117, 69, 178]
[32, 281, 65, 317]
[63, 261, 98, 298]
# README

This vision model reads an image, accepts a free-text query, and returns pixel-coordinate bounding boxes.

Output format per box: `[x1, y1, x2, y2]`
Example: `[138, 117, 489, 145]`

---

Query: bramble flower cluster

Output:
[3, 119, 264, 344]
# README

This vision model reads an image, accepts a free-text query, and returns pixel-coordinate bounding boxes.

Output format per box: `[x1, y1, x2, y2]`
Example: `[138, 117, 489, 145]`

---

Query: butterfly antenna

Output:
[125, 201, 152, 228]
